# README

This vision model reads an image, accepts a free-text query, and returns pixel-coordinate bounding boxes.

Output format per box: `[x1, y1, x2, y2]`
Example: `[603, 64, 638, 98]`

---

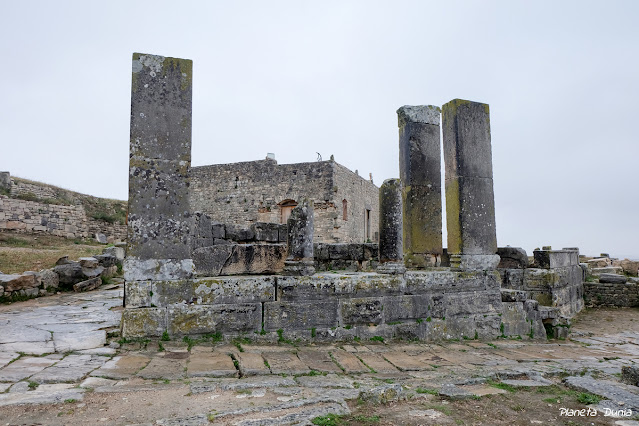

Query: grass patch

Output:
[577, 392, 601, 405]
[415, 387, 439, 395]
[311, 413, 343, 425]
[161, 330, 170, 341]
[369, 336, 384, 343]
[0, 232, 103, 274]
[277, 329, 293, 345]
[488, 381, 517, 393]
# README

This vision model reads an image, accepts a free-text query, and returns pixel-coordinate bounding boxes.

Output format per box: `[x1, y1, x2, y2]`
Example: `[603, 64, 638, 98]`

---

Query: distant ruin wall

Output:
[0, 175, 127, 241]
[0, 196, 88, 238]
[584, 282, 639, 307]
[190, 159, 379, 243]
[10, 179, 60, 200]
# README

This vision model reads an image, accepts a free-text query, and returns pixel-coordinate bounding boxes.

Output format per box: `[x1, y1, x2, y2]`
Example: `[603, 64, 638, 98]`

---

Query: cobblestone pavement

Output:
[2, 283, 639, 425]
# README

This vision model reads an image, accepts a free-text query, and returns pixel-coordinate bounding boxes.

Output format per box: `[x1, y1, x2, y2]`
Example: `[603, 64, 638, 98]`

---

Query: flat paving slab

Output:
[0, 355, 61, 382]
[137, 356, 187, 380]
[262, 352, 310, 375]
[187, 352, 238, 378]
[236, 352, 270, 376]
[30, 354, 106, 384]
[89, 354, 150, 380]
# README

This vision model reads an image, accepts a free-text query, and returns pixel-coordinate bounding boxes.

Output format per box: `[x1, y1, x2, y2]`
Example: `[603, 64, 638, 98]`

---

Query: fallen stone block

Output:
[497, 247, 528, 269]
[38, 269, 59, 290]
[0, 273, 38, 292]
[621, 260, 639, 276]
[591, 266, 624, 276]
[73, 277, 101, 292]
[599, 273, 627, 284]
[588, 258, 611, 268]
[103, 246, 125, 262]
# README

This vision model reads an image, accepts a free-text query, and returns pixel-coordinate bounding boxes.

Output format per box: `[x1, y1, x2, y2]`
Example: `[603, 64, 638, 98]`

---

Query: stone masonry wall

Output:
[122, 270, 506, 342]
[0, 195, 88, 238]
[332, 162, 380, 243]
[189, 159, 379, 243]
[584, 282, 639, 307]
[10, 179, 59, 200]
[0, 175, 127, 241]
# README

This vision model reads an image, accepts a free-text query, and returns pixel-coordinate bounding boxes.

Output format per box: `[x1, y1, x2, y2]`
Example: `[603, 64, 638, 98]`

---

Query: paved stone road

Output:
[2, 283, 639, 425]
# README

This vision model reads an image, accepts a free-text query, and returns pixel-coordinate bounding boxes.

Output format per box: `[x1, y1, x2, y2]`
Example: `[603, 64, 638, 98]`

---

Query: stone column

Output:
[124, 53, 194, 281]
[283, 199, 315, 276]
[398, 105, 443, 268]
[442, 99, 499, 270]
[377, 179, 406, 274]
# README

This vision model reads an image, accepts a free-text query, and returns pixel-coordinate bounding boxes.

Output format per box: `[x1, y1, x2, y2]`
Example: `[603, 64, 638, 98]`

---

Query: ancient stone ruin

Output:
[121, 53, 583, 341]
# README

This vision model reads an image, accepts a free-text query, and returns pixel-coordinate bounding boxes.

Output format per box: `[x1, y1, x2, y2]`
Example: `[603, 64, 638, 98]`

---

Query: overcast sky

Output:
[1, 1, 637, 259]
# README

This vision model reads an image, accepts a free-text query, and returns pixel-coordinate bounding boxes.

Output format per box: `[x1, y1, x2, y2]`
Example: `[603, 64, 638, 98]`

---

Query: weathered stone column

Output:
[398, 105, 443, 268]
[377, 179, 406, 274]
[283, 199, 315, 276]
[124, 52, 194, 281]
[442, 99, 499, 270]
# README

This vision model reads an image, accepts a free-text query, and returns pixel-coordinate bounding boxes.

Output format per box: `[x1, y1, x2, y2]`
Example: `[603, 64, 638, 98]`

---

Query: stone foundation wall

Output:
[584, 282, 639, 307]
[0, 196, 88, 238]
[189, 159, 379, 243]
[122, 270, 512, 342]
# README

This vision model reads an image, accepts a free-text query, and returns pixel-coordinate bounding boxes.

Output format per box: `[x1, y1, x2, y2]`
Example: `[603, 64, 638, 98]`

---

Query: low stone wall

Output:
[584, 282, 639, 307]
[87, 221, 127, 242]
[499, 248, 584, 318]
[121, 269, 528, 342]
[0, 196, 88, 238]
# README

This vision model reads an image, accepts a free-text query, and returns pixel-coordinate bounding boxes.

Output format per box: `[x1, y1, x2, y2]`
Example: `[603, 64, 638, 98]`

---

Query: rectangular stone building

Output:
[190, 157, 379, 243]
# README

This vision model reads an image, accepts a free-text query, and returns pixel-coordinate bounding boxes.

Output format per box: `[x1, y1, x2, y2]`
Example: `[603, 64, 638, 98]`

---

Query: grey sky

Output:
[1, 1, 637, 258]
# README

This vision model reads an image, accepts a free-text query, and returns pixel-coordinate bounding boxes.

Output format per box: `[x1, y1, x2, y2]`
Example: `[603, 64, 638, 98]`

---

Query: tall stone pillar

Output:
[124, 53, 194, 281]
[377, 179, 405, 274]
[442, 99, 499, 270]
[398, 105, 443, 268]
[283, 199, 315, 276]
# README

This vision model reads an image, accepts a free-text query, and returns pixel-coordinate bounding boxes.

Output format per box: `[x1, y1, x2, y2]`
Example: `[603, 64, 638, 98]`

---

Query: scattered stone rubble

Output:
[0, 244, 125, 301]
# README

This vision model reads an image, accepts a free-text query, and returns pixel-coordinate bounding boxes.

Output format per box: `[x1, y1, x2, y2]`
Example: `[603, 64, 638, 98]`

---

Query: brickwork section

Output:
[189, 159, 379, 243]
[584, 282, 639, 307]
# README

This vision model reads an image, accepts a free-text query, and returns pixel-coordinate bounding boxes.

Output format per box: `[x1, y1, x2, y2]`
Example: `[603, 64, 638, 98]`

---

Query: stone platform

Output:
[121, 270, 521, 341]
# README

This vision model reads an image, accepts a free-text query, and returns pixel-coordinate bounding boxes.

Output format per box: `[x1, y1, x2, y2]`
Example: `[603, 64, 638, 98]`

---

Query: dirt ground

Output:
[0, 381, 622, 425]
[0, 232, 103, 273]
